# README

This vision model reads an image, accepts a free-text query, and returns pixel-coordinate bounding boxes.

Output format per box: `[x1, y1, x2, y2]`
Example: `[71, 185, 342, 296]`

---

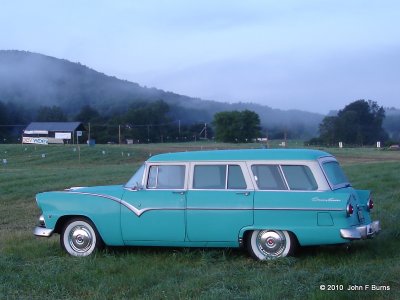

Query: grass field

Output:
[0, 143, 399, 299]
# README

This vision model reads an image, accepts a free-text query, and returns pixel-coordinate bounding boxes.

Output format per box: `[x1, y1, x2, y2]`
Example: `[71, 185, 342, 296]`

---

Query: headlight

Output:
[38, 215, 46, 227]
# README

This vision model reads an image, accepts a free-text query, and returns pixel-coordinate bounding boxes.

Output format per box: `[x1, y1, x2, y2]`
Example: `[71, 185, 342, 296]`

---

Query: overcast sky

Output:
[1, 0, 399, 114]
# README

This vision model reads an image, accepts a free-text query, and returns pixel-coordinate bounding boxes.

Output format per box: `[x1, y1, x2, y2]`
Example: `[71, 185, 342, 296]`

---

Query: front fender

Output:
[36, 190, 124, 245]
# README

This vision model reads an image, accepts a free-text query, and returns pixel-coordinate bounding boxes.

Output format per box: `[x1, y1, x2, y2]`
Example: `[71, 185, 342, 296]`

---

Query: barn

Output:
[22, 122, 86, 145]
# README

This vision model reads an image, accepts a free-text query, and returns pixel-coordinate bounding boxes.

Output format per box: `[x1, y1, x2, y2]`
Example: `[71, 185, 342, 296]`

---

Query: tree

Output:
[383, 114, 400, 141]
[213, 110, 261, 143]
[36, 105, 68, 122]
[120, 100, 172, 142]
[317, 100, 388, 145]
[74, 105, 100, 123]
[0, 101, 9, 139]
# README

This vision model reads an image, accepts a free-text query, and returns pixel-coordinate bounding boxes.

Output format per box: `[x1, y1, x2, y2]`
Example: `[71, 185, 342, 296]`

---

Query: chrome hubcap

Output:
[68, 225, 93, 253]
[257, 230, 286, 258]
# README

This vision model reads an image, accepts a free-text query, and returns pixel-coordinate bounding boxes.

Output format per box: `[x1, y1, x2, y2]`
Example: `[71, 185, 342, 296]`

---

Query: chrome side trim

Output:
[122, 206, 185, 217]
[255, 207, 345, 212]
[33, 226, 54, 237]
[61, 191, 345, 216]
[63, 191, 184, 217]
[65, 191, 123, 203]
[186, 207, 343, 212]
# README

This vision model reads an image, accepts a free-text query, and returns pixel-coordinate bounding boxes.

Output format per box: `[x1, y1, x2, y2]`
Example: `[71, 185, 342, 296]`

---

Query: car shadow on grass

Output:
[100, 245, 249, 261]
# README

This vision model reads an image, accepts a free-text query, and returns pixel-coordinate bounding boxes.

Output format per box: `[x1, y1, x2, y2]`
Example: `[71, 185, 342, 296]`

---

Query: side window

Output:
[147, 165, 185, 189]
[281, 165, 318, 191]
[251, 165, 287, 190]
[193, 165, 226, 189]
[227, 165, 247, 189]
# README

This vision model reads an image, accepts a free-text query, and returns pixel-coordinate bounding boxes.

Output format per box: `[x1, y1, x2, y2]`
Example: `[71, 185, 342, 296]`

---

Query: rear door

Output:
[186, 163, 254, 242]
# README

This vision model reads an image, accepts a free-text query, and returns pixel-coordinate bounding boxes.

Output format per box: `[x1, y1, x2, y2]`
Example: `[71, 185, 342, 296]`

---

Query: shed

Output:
[23, 122, 86, 144]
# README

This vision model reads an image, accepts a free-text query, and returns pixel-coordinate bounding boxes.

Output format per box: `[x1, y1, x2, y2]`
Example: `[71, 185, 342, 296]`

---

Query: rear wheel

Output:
[60, 218, 103, 257]
[247, 230, 294, 260]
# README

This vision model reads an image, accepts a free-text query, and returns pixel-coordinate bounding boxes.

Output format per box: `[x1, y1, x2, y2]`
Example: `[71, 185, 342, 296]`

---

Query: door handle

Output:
[236, 192, 250, 196]
[172, 191, 186, 195]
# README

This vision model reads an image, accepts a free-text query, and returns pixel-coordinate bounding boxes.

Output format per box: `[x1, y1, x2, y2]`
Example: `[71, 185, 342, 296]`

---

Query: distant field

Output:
[0, 143, 399, 299]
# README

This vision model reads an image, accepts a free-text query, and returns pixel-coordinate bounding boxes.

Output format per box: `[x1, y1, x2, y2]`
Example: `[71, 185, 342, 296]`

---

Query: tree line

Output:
[0, 99, 263, 144]
[1, 98, 399, 145]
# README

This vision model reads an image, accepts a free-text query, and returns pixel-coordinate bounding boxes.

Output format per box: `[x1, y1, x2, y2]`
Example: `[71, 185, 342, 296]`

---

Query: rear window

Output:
[281, 165, 318, 191]
[251, 165, 287, 190]
[252, 164, 318, 191]
[193, 165, 226, 189]
[322, 161, 349, 187]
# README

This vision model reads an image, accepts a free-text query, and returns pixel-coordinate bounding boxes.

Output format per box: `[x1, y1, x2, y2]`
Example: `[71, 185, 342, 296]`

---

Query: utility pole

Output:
[199, 123, 208, 140]
[118, 125, 121, 145]
[88, 122, 91, 142]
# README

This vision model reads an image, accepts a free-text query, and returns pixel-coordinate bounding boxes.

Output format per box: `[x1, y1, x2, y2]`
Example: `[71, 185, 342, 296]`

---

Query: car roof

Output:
[148, 149, 332, 162]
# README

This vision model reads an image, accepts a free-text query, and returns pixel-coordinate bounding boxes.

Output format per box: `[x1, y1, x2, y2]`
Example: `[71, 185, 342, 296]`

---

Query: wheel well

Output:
[54, 215, 91, 234]
[242, 230, 252, 247]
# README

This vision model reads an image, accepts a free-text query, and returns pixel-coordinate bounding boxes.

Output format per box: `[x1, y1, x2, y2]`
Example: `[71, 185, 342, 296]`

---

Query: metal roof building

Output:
[23, 122, 86, 145]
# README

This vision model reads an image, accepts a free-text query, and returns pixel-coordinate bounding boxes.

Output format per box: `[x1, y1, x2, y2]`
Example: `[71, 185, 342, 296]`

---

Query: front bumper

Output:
[33, 215, 54, 237]
[340, 220, 381, 240]
[33, 226, 54, 237]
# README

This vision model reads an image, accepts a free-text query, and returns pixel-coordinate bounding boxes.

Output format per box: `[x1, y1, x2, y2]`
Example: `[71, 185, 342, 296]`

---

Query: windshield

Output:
[125, 164, 145, 189]
[322, 161, 350, 189]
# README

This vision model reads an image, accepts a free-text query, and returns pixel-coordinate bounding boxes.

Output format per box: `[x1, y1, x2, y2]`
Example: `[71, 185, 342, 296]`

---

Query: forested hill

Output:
[0, 50, 323, 138]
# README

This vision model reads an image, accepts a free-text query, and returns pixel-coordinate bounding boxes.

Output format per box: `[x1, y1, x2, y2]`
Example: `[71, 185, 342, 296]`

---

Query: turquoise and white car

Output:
[33, 149, 380, 260]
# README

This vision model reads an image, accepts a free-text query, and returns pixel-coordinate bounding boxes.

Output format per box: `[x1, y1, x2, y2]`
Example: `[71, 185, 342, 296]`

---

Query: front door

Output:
[121, 164, 187, 242]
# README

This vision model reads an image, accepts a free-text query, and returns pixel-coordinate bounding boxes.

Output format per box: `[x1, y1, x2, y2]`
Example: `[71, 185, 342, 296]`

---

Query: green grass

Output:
[0, 144, 399, 299]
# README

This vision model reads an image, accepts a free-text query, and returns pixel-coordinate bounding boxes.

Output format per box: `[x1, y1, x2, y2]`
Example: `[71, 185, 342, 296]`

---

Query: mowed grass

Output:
[0, 144, 399, 299]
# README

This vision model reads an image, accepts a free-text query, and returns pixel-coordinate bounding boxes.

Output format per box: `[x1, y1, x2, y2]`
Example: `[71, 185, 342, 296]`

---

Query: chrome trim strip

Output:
[187, 207, 252, 211]
[63, 191, 184, 217]
[62, 191, 345, 216]
[187, 207, 343, 211]
[255, 207, 344, 211]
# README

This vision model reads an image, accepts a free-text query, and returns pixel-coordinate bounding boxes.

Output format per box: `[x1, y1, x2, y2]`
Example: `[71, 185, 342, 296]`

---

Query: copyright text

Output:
[319, 284, 390, 291]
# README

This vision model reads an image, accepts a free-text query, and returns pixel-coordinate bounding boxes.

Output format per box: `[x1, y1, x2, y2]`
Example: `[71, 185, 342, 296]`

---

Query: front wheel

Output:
[247, 230, 294, 260]
[61, 218, 103, 257]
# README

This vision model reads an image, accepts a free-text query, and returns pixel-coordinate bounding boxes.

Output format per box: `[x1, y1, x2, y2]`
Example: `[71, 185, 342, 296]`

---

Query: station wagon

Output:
[33, 149, 380, 260]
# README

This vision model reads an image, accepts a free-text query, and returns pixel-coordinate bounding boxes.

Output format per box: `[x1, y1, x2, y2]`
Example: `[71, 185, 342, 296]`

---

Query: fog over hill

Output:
[0, 50, 324, 138]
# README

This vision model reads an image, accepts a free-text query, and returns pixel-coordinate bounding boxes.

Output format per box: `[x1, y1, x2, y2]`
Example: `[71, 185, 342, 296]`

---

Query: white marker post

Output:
[77, 131, 82, 163]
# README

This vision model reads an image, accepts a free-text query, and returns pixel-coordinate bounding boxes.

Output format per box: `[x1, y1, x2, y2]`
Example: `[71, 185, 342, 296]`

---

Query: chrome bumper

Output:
[33, 214, 54, 237]
[33, 226, 54, 237]
[340, 220, 381, 240]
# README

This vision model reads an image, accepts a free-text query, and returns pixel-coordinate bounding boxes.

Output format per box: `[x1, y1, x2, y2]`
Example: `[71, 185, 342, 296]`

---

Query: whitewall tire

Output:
[247, 230, 294, 260]
[61, 218, 102, 257]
